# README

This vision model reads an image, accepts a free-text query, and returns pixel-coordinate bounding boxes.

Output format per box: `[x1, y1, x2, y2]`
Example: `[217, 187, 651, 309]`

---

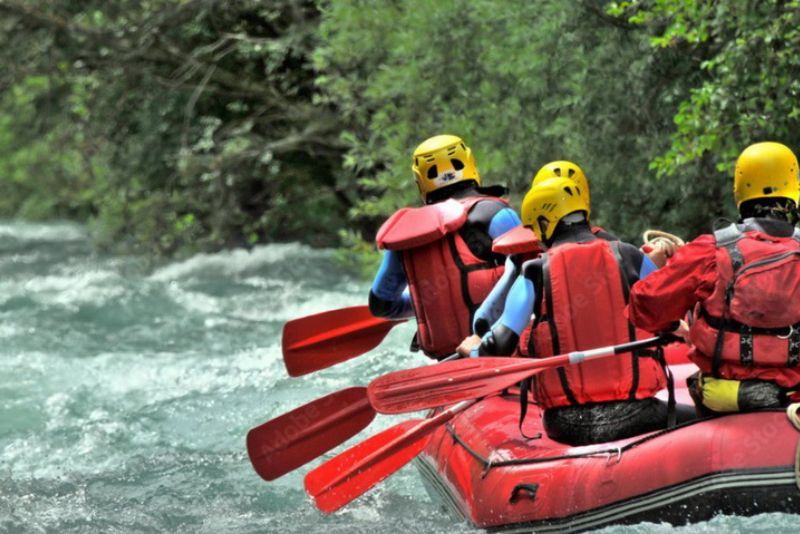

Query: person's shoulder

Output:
[472, 196, 509, 213]
[686, 233, 716, 249]
[468, 194, 513, 223]
[592, 226, 619, 242]
[691, 233, 715, 243]
[616, 240, 644, 257]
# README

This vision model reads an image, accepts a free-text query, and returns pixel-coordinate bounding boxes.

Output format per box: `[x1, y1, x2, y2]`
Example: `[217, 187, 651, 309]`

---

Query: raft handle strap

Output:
[509, 483, 539, 503]
[517, 377, 544, 440]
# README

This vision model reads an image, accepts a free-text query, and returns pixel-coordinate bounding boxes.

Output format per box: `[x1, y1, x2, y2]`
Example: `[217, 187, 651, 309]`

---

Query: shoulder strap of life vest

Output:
[711, 223, 749, 376]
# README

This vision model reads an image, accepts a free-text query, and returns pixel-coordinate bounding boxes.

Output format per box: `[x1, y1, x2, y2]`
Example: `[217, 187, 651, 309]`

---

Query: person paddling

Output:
[628, 142, 800, 414]
[470, 177, 693, 445]
[468, 162, 616, 342]
[459, 160, 677, 357]
[369, 134, 521, 359]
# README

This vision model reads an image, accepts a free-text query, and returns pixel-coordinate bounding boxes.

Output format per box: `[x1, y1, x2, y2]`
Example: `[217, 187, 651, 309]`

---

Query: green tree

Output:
[0, 0, 348, 255]
[609, 0, 800, 208]
[317, 0, 706, 246]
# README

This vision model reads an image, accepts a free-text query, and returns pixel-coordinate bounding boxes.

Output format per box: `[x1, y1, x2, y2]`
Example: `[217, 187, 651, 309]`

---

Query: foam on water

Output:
[0, 221, 798, 533]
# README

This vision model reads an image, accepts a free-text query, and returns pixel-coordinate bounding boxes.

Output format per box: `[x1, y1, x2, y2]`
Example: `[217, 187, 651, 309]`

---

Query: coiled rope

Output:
[642, 229, 686, 248]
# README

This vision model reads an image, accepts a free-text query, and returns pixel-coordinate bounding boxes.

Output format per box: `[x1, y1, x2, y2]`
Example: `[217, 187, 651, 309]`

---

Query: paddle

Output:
[248, 352, 463, 481]
[304, 399, 475, 513]
[369, 335, 678, 414]
[300, 336, 678, 513]
[246, 387, 375, 481]
[282, 305, 407, 377]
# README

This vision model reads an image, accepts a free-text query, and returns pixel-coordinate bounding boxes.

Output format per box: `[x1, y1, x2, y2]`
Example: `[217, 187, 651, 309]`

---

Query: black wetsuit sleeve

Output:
[596, 229, 619, 242]
[617, 242, 647, 287]
[478, 324, 519, 356]
[369, 289, 396, 318]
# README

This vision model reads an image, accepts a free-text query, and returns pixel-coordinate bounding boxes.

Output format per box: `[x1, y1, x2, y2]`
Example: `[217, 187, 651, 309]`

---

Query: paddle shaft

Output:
[390, 336, 668, 397]
[566, 335, 672, 364]
[368, 335, 678, 414]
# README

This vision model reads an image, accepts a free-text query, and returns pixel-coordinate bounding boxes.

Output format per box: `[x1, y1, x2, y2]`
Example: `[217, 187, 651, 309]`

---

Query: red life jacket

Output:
[522, 239, 667, 409]
[688, 223, 800, 388]
[515, 226, 612, 359]
[376, 197, 508, 358]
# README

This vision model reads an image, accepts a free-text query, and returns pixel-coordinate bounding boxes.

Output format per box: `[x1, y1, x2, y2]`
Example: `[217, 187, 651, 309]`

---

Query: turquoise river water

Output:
[1, 221, 800, 533]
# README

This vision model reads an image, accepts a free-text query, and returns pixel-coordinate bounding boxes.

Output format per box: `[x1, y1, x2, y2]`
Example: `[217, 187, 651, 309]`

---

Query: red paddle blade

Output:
[304, 419, 429, 513]
[246, 387, 375, 481]
[282, 306, 404, 377]
[368, 356, 566, 414]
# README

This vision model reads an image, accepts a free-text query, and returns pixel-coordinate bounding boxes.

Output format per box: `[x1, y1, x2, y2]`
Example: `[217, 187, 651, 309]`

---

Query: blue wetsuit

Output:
[369, 187, 520, 320]
[473, 224, 656, 357]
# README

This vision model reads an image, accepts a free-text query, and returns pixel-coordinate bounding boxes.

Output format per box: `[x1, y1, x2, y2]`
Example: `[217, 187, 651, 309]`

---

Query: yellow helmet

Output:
[412, 134, 480, 203]
[733, 142, 800, 208]
[532, 160, 590, 212]
[520, 177, 590, 242]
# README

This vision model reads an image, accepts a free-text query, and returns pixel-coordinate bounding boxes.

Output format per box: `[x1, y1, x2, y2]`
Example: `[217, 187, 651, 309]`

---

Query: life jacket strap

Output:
[711, 223, 746, 376]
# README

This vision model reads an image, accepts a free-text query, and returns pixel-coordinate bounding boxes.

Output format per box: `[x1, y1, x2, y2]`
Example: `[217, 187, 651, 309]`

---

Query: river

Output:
[1, 221, 799, 533]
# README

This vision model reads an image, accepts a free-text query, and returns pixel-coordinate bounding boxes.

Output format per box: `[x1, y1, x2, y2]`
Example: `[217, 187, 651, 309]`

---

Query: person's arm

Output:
[474, 259, 538, 356]
[639, 254, 658, 279]
[627, 236, 717, 333]
[368, 250, 414, 319]
[473, 255, 520, 336]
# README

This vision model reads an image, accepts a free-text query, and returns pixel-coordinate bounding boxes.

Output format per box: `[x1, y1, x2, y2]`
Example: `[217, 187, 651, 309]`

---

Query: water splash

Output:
[0, 221, 797, 533]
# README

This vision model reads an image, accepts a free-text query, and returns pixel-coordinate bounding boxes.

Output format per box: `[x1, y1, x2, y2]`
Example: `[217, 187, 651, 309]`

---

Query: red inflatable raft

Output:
[414, 349, 800, 532]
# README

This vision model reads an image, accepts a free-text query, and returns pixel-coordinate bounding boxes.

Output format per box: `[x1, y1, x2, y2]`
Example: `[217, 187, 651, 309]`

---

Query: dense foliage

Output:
[0, 0, 346, 255]
[0, 1, 798, 259]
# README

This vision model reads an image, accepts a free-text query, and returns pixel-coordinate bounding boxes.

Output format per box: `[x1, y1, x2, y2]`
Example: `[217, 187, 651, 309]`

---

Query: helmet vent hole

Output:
[763, 187, 775, 194]
[554, 168, 562, 176]
[451, 158, 464, 171]
[567, 168, 575, 178]
[563, 186, 573, 196]
[427, 165, 438, 179]
[460, 143, 465, 150]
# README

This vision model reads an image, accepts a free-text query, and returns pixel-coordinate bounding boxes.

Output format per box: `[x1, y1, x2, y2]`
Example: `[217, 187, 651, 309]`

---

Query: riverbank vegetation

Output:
[0, 1, 798, 260]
